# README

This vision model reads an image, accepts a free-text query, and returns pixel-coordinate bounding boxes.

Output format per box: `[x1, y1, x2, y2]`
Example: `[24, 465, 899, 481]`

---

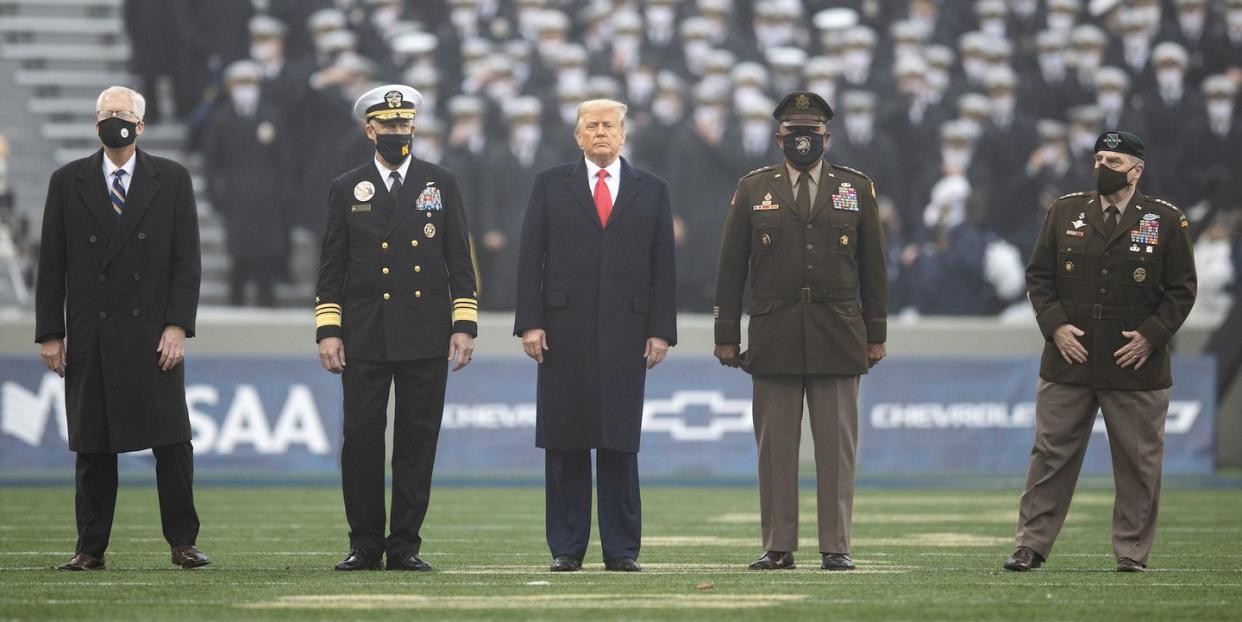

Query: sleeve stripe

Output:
[452, 308, 479, 323]
[315, 312, 342, 328]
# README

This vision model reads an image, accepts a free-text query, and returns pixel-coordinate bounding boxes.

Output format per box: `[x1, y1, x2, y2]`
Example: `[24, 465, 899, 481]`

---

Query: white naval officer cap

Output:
[812, 8, 858, 31]
[1152, 42, 1189, 67]
[249, 15, 287, 38]
[1202, 74, 1238, 97]
[353, 84, 423, 122]
[223, 59, 261, 83]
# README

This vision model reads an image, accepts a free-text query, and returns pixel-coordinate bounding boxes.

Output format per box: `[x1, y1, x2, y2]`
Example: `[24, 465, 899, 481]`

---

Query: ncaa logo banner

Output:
[0, 356, 1215, 477]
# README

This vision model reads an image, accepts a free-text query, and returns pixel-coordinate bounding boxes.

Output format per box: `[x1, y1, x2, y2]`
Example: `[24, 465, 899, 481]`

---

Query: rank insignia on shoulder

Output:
[351, 204, 372, 213]
[416, 186, 443, 211]
[354, 181, 375, 202]
[1180, 216, 1190, 229]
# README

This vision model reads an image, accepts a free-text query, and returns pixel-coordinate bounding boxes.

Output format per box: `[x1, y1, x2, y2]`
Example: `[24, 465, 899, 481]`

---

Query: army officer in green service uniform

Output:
[1004, 131, 1196, 574]
[713, 91, 888, 572]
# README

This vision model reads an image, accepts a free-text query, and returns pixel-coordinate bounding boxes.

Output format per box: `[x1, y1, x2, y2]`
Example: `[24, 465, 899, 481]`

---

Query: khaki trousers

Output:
[1015, 378, 1170, 565]
[752, 374, 859, 554]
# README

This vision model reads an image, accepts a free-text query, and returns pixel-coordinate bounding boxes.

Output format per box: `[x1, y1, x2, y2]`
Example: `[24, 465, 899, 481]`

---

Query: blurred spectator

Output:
[202, 61, 290, 306]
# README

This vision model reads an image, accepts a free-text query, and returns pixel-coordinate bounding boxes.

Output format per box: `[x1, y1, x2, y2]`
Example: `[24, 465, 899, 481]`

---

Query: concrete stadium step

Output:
[0, 16, 122, 35]
[26, 96, 100, 115]
[0, 0, 121, 10]
[14, 69, 133, 90]
[1, 43, 129, 62]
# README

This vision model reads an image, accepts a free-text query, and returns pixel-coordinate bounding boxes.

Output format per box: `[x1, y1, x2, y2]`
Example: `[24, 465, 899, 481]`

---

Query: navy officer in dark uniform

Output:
[315, 84, 478, 572]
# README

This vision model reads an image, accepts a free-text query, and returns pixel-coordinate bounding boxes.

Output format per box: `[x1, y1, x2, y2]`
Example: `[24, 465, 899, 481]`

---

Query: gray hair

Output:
[575, 98, 628, 132]
[96, 86, 147, 121]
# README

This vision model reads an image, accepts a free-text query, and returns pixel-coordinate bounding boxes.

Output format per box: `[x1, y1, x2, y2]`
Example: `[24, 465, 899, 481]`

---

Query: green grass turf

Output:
[1, 485, 1240, 621]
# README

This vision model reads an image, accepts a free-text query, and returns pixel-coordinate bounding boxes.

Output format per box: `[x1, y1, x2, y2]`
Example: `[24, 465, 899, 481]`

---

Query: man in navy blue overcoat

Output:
[514, 98, 677, 572]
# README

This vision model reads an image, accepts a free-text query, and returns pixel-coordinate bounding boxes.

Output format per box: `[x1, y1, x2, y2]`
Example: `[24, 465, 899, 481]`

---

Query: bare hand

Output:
[449, 332, 474, 372]
[156, 325, 186, 372]
[1114, 330, 1152, 369]
[644, 337, 669, 369]
[522, 329, 548, 364]
[319, 337, 346, 374]
[867, 342, 886, 368]
[40, 338, 66, 377]
[1053, 323, 1088, 365]
[714, 343, 740, 368]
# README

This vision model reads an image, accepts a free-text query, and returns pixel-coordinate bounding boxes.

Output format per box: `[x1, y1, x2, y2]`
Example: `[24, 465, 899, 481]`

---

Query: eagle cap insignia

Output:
[795, 94, 810, 111]
[1103, 133, 1122, 149]
[385, 90, 403, 108]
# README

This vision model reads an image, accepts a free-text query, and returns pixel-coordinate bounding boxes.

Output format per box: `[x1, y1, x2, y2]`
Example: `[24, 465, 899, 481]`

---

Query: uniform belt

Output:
[1063, 300, 1156, 320]
[756, 287, 857, 303]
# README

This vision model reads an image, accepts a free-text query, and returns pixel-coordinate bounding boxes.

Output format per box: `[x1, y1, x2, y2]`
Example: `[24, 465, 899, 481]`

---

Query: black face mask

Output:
[1094, 162, 1136, 195]
[98, 117, 137, 149]
[781, 129, 825, 169]
[375, 132, 412, 164]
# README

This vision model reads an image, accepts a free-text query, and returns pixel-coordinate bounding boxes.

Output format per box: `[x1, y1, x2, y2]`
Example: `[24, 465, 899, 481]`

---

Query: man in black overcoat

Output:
[35, 86, 209, 571]
[514, 98, 677, 573]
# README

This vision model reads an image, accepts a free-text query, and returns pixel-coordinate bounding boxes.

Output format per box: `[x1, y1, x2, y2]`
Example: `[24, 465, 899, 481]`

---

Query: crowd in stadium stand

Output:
[122, 0, 1242, 319]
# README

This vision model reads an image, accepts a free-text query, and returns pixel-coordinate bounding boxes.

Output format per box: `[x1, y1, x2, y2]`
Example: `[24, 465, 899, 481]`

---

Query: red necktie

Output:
[594, 169, 612, 228]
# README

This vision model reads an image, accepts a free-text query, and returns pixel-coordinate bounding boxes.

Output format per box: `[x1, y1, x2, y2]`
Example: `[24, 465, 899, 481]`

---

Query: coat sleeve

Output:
[1137, 213, 1197, 348]
[712, 178, 750, 345]
[165, 166, 202, 338]
[1026, 202, 1068, 340]
[34, 168, 67, 343]
[513, 172, 548, 336]
[857, 177, 888, 343]
[442, 171, 479, 336]
[314, 180, 347, 342]
[646, 179, 678, 345]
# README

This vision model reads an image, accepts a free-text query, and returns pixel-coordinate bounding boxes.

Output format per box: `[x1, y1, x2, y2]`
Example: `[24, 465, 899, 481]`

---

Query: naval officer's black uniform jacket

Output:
[313, 155, 478, 560]
[315, 156, 478, 350]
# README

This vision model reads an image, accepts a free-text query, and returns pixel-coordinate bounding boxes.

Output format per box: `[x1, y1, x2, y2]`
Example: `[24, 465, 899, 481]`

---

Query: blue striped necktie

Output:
[110, 169, 126, 217]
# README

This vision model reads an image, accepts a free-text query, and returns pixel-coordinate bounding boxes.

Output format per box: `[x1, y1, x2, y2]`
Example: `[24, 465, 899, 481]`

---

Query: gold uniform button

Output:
[414, 265, 421, 272]
[426, 212, 433, 218]
[415, 290, 422, 298]
[410, 240, 419, 247]
[383, 292, 391, 300]
[381, 241, 389, 249]
[382, 267, 390, 275]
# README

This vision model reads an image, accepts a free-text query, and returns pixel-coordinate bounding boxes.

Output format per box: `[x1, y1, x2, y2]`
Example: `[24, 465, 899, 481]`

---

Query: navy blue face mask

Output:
[781, 128, 825, 169]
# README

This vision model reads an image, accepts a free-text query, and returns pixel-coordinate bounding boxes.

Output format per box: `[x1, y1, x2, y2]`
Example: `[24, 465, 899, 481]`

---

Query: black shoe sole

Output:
[747, 564, 796, 570]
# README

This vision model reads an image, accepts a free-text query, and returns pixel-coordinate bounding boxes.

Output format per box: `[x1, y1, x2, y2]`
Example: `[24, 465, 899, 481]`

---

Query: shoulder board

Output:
[742, 165, 776, 179]
[1147, 197, 1183, 214]
[1056, 191, 1091, 201]
[831, 164, 873, 183]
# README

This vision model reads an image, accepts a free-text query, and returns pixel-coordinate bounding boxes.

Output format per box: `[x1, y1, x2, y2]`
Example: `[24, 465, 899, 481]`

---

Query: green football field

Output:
[1, 485, 1240, 621]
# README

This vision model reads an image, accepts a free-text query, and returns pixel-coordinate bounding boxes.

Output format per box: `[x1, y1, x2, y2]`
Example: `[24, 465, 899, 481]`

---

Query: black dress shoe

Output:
[1117, 557, 1146, 572]
[550, 556, 582, 572]
[1003, 546, 1045, 571]
[821, 553, 855, 571]
[170, 545, 211, 569]
[334, 551, 382, 571]
[387, 553, 432, 571]
[604, 557, 641, 572]
[57, 553, 105, 571]
[748, 551, 795, 570]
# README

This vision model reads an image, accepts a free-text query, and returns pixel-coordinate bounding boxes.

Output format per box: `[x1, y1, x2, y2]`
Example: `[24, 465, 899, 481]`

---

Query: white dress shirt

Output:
[585, 156, 622, 203]
[374, 154, 412, 192]
[102, 151, 137, 194]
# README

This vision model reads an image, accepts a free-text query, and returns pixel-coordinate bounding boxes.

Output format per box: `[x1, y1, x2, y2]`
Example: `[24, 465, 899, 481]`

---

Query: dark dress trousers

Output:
[35, 148, 203, 558]
[315, 157, 478, 560]
[513, 157, 677, 562]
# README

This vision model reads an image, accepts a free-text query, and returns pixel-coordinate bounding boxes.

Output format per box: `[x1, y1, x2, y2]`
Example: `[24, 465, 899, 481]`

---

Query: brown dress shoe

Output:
[57, 553, 105, 571]
[170, 545, 211, 569]
[1117, 557, 1146, 572]
[1004, 546, 1044, 571]
[748, 551, 795, 570]
[821, 553, 855, 571]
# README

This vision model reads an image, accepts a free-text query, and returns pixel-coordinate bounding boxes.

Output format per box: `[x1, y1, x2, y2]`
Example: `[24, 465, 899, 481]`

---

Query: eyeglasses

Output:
[96, 110, 140, 122]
